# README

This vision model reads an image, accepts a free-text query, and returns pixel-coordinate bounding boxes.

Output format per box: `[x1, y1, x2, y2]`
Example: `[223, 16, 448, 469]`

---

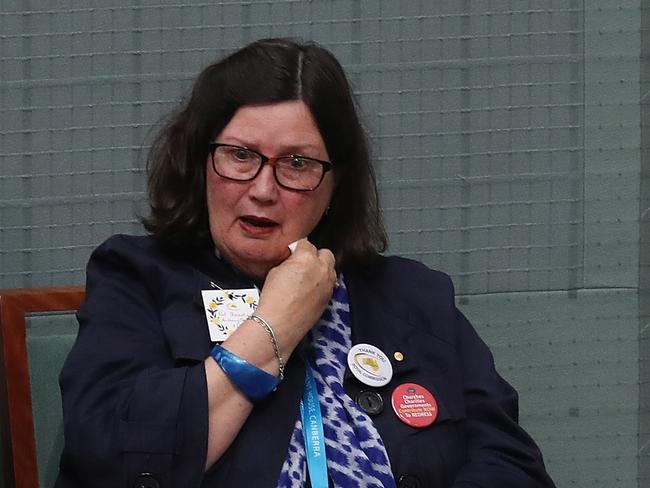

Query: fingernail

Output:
[288, 240, 299, 254]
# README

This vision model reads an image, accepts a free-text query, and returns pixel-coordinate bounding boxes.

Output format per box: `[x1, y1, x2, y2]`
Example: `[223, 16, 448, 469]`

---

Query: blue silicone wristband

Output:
[210, 344, 281, 402]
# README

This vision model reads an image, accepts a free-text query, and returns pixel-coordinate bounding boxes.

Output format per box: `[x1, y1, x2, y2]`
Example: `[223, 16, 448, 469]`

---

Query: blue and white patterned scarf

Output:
[277, 277, 397, 488]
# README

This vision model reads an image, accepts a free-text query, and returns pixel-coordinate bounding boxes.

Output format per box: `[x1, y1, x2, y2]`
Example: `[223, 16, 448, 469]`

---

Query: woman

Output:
[56, 39, 555, 488]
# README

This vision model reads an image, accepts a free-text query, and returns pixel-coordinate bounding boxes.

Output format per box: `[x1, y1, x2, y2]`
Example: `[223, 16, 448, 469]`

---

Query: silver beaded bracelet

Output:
[248, 314, 285, 380]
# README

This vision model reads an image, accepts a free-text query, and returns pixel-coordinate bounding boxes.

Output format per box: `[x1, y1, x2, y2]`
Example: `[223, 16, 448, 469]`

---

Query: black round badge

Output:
[356, 390, 384, 416]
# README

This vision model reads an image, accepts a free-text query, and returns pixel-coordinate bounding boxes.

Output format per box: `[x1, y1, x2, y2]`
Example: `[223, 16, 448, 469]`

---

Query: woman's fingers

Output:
[317, 247, 335, 267]
[317, 248, 337, 286]
[255, 240, 337, 352]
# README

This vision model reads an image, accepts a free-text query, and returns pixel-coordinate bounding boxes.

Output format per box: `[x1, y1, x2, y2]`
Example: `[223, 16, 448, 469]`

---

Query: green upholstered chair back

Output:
[27, 316, 79, 488]
[0, 287, 84, 488]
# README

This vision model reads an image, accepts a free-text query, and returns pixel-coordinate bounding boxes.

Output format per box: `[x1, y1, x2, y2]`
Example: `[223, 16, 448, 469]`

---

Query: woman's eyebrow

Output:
[275, 142, 326, 156]
[214, 135, 325, 157]
[215, 136, 248, 146]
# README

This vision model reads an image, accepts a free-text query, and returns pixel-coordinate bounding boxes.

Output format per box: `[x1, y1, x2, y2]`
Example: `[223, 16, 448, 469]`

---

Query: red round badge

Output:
[390, 383, 438, 428]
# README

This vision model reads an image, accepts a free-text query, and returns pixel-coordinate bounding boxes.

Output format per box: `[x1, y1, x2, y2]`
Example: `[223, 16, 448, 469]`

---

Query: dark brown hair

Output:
[143, 38, 386, 268]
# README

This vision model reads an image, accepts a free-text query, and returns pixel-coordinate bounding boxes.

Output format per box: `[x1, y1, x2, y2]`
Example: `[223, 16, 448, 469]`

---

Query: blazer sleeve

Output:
[450, 301, 555, 487]
[56, 237, 208, 488]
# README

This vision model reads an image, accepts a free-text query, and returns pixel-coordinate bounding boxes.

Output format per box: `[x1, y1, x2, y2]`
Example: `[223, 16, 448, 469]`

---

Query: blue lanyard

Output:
[300, 365, 329, 488]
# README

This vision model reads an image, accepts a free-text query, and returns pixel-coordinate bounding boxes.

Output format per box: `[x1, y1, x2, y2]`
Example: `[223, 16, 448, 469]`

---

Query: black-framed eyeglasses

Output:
[209, 143, 333, 192]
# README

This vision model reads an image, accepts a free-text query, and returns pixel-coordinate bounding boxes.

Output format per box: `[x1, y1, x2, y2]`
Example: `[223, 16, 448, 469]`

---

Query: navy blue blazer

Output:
[56, 234, 554, 487]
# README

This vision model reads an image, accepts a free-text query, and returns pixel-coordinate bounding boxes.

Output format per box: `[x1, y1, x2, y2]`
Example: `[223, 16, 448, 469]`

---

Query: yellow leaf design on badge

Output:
[209, 300, 218, 311]
[362, 356, 379, 371]
[245, 295, 255, 305]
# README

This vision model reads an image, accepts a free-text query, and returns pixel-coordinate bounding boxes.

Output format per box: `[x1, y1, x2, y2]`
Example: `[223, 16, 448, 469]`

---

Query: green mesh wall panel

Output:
[1, 1, 588, 293]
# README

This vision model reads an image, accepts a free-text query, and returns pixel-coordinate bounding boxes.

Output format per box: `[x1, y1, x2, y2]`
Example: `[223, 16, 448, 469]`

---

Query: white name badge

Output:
[201, 288, 259, 342]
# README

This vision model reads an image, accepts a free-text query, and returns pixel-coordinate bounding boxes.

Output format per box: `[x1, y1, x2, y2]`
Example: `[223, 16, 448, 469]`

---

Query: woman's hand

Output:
[255, 239, 337, 354]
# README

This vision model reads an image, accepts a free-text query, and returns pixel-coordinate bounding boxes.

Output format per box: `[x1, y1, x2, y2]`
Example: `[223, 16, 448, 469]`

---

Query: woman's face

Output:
[206, 100, 335, 279]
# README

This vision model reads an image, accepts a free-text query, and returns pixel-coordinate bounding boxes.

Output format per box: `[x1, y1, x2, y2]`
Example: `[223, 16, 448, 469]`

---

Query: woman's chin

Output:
[227, 247, 288, 279]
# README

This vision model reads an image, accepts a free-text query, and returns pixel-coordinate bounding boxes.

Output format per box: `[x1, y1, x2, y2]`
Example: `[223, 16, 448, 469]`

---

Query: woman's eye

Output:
[232, 148, 253, 161]
[288, 157, 308, 170]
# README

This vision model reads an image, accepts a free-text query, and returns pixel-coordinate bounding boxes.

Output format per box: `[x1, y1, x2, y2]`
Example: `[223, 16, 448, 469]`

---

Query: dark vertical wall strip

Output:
[568, 0, 584, 298]
[20, 6, 33, 288]
[458, 0, 471, 303]
[350, 0, 361, 87]
[131, 0, 144, 232]
[241, 3, 252, 44]
[639, 0, 650, 483]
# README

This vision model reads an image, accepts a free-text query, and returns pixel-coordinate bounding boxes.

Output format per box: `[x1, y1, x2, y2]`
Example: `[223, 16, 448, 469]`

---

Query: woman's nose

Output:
[248, 163, 279, 202]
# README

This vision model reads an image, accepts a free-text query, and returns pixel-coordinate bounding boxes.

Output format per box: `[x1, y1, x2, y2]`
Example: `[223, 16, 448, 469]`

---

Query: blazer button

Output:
[356, 390, 384, 416]
[134, 473, 160, 488]
[397, 474, 421, 488]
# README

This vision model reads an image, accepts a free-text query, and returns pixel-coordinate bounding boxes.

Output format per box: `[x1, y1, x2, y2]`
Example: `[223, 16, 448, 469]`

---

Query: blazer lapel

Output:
[344, 263, 462, 429]
[346, 268, 419, 379]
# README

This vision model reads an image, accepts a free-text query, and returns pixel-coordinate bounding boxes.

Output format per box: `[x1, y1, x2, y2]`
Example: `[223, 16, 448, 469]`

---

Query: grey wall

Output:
[0, 1, 646, 486]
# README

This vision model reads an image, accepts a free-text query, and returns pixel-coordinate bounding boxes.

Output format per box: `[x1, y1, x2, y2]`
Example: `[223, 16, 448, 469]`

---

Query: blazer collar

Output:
[191, 246, 259, 290]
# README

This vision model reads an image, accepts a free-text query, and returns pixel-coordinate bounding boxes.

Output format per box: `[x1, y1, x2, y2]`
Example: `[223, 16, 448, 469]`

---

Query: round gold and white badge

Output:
[347, 343, 393, 387]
